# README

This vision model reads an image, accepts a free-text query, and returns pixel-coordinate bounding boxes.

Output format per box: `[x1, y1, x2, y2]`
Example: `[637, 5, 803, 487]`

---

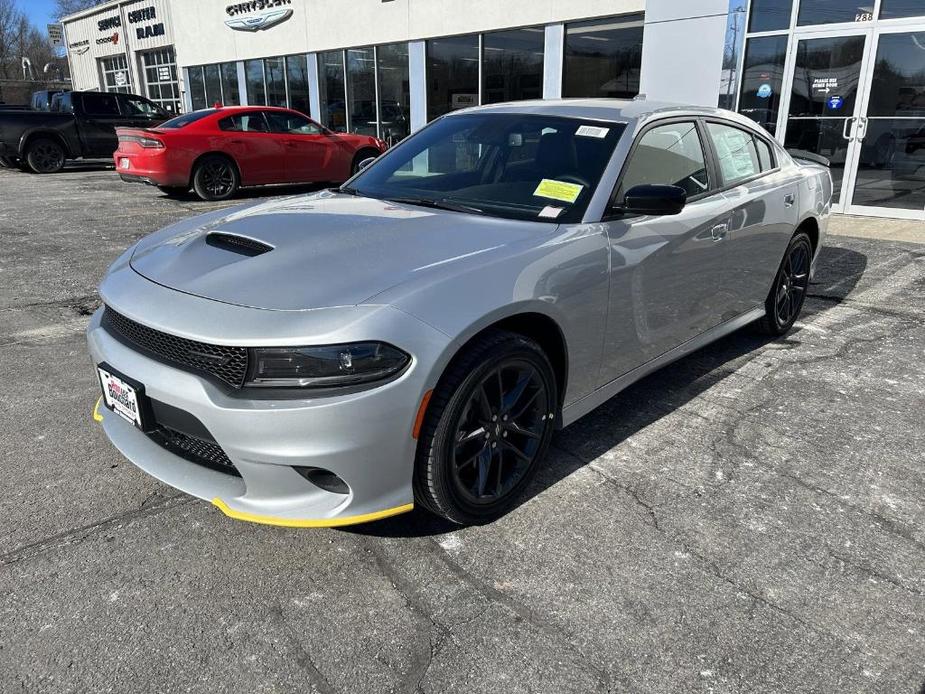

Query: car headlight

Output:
[247, 342, 410, 388]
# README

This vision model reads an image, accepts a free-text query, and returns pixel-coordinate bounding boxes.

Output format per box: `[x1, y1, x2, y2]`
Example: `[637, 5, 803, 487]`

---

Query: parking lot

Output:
[1, 164, 923, 693]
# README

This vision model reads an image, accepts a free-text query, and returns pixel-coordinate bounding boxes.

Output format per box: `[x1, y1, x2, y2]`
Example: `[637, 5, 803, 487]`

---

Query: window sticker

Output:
[534, 179, 583, 203]
[576, 125, 609, 138]
[538, 206, 563, 219]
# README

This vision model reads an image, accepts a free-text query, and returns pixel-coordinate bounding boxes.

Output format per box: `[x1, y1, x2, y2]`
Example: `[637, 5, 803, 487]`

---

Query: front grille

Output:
[147, 427, 240, 476]
[102, 307, 249, 388]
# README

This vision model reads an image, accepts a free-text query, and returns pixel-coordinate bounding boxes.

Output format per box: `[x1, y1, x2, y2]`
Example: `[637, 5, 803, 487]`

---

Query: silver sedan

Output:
[88, 99, 833, 526]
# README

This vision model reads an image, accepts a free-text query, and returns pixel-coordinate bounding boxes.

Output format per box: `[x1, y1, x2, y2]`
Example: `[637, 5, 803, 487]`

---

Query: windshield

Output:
[348, 113, 625, 223]
[157, 109, 216, 129]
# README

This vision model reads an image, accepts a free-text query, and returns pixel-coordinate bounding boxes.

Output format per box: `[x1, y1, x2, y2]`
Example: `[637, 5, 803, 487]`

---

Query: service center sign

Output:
[225, 0, 294, 32]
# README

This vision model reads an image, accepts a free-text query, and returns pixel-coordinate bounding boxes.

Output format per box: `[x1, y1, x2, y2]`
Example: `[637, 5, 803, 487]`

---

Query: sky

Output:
[21, 0, 61, 30]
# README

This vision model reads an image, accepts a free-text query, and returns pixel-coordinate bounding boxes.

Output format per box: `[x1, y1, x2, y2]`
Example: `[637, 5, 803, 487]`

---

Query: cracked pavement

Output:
[1, 165, 924, 693]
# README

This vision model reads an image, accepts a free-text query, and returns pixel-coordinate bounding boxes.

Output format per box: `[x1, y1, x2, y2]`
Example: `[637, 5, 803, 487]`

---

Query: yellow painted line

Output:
[93, 396, 104, 422]
[211, 497, 414, 528]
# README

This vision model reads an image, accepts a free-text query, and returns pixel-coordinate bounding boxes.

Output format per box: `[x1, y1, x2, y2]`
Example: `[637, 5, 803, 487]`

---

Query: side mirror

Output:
[357, 156, 377, 172]
[620, 184, 687, 216]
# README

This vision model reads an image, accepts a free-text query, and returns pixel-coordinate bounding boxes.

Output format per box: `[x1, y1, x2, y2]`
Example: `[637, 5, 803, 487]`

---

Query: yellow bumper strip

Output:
[211, 497, 414, 528]
[93, 396, 104, 422]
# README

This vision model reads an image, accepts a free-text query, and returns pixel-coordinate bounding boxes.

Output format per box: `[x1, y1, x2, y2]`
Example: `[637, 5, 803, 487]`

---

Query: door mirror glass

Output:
[357, 156, 377, 172]
[621, 184, 687, 216]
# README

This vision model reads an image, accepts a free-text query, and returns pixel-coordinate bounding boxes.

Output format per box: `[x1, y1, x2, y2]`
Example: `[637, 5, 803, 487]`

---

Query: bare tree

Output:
[55, 0, 99, 20]
[0, 0, 58, 81]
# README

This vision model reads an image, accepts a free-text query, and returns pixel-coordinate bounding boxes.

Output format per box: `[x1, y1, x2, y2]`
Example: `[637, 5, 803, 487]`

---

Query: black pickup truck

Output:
[0, 91, 169, 173]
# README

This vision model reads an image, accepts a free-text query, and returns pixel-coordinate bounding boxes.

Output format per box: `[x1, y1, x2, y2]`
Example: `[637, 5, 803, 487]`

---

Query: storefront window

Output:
[426, 35, 479, 121]
[286, 54, 310, 115]
[220, 62, 240, 106]
[798, 0, 874, 26]
[563, 15, 643, 99]
[377, 43, 410, 144]
[880, 0, 925, 19]
[100, 55, 131, 94]
[203, 64, 221, 106]
[188, 66, 206, 110]
[346, 47, 377, 136]
[737, 35, 788, 135]
[265, 57, 286, 107]
[748, 0, 792, 32]
[245, 59, 266, 105]
[319, 50, 346, 131]
[482, 28, 544, 104]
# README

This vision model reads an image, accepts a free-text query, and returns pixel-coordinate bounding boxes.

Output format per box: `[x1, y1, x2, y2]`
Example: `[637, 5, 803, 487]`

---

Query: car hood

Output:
[129, 191, 552, 311]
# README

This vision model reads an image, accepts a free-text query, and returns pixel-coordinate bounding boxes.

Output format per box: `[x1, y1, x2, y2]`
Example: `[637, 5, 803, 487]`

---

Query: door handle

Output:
[842, 116, 857, 142]
[711, 223, 728, 242]
[856, 116, 868, 141]
[229, 139, 244, 145]
[784, 193, 795, 208]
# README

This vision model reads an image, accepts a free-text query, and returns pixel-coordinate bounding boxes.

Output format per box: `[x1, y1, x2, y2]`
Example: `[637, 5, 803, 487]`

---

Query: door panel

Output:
[77, 92, 124, 157]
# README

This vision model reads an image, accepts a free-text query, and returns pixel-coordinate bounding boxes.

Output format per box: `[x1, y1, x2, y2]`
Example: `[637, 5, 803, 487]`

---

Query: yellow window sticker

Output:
[533, 179, 583, 204]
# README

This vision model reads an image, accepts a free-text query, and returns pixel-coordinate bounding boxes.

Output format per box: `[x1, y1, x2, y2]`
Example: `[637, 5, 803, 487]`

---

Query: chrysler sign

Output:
[225, 0, 293, 32]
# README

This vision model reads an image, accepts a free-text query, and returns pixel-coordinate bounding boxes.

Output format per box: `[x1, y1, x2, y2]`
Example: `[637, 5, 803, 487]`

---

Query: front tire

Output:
[25, 138, 66, 174]
[755, 231, 813, 336]
[191, 155, 239, 201]
[413, 330, 557, 525]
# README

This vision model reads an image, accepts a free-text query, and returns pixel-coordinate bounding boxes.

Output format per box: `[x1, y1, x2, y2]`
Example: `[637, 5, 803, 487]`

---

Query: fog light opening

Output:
[293, 466, 350, 495]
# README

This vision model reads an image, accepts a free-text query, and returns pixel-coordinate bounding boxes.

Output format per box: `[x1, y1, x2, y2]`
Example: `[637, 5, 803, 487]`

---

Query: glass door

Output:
[847, 28, 925, 219]
[779, 30, 872, 212]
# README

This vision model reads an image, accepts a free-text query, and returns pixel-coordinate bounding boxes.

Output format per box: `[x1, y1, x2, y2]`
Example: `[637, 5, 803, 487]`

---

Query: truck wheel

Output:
[0, 156, 19, 169]
[192, 155, 239, 201]
[25, 138, 66, 174]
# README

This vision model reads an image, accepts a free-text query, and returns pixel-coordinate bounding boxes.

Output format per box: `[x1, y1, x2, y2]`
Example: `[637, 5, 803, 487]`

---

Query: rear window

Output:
[157, 110, 216, 129]
[81, 92, 120, 116]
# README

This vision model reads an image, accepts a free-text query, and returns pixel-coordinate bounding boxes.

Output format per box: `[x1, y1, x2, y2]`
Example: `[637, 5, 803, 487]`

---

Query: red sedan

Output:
[114, 106, 387, 201]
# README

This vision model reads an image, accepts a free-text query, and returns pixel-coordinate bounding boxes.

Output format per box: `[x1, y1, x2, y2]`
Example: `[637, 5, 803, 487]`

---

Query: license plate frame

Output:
[97, 363, 154, 431]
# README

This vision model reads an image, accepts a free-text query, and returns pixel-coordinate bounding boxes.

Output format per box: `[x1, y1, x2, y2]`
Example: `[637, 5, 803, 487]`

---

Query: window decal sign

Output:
[225, 0, 294, 32]
[534, 179, 583, 204]
[827, 95, 844, 110]
[757, 83, 772, 99]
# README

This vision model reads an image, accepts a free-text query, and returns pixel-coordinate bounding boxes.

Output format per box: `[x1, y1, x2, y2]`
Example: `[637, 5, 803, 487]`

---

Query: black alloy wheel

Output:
[414, 330, 557, 525]
[192, 156, 239, 201]
[25, 138, 65, 174]
[756, 231, 813, 336]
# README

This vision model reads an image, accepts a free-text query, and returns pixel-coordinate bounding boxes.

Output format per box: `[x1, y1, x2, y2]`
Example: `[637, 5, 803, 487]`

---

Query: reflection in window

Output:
[245, 59, 266, 105]
[880, 0, 925, 19]
[203, 64, 221, 106]
[563, 15, 643, 99]
[188, 66, 206, 110]
[788, 35, 865, 117]
[865, 32, 925, 118]
[286, 55, 310, 115]
[426, 35, 479, 121]
[738, 35, 788, 135]
[377, 43, 410, 144]
[482, 28, 544, 105]
[220, 62, 240, 106]
[265, 57, 286, 107]
[617, 122, 709, 199]
[347, 47, 377, 136]
[318, 51, 346, 131]
[798, 0, 874, 26]
[748, 0, 793, 32]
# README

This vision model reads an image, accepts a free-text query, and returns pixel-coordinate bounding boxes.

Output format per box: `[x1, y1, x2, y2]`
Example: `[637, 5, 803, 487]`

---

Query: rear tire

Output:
[351, 148, 380, 175]
[25, 138, 66, 174]
[0, 156, 19, 169]
[755, 231, 813, 336]
[413, 330, 557, 525]
[191, 155, 239, 201]
[157, 185, 188, 198]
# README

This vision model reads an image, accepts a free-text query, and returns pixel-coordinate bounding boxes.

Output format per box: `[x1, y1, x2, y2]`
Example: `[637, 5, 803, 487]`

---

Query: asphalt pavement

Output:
[1, 164, 923, 693]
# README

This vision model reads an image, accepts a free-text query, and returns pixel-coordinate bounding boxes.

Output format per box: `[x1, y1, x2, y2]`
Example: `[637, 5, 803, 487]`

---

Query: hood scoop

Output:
[205, 232, 273, 258]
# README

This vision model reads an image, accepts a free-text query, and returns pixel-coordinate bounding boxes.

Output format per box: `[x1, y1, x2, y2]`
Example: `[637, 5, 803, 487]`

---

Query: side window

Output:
[121, 95, 163, 117]
[81, 92, 121, 116]
[218, 112, 270, 133]
[755, 136, 775, 171]
[265, 111, 322, 135]
[616, 121, 710, 200]
[707, 122, 761, 185]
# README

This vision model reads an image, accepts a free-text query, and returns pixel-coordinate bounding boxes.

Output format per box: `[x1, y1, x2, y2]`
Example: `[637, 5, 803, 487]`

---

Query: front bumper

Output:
[87, 273, 450, 527]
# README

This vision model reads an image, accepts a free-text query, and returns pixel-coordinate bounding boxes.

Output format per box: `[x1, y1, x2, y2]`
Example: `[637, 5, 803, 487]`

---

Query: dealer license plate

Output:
[120, 158, 130, 170]
[97, 365, 145, 429]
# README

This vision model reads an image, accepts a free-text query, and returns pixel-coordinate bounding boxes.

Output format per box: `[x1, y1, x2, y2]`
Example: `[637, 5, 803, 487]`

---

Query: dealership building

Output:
[61, 0, 925, 220]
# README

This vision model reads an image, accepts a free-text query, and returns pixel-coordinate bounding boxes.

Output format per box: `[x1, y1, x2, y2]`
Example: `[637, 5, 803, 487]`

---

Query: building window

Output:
[140, 48, 180, 114]
[265, 57, 287, 107]
[203, 64, 221, 107]
[346, 47, 377, 136]
[319, 50, 347, 131]
[377, 42, 410, 144]
[286, 55, 310, 115]
[748, 0, 793, 33]
[482, 28, 544, 104]
[100, 55, 131, 94]
[245, 59, 266, 105]
[737, 35, 788, 135]
[426, 35, 479, 121]
[880, 0, 925, 19]
[563, 15, 644, 99]
[797, 0, 873, 26]
[221, 63, 240, 106]
[188, 62, 240, 110]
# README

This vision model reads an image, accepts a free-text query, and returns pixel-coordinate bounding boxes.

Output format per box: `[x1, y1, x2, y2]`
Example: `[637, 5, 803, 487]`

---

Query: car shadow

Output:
[348, 245, 868, 538]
